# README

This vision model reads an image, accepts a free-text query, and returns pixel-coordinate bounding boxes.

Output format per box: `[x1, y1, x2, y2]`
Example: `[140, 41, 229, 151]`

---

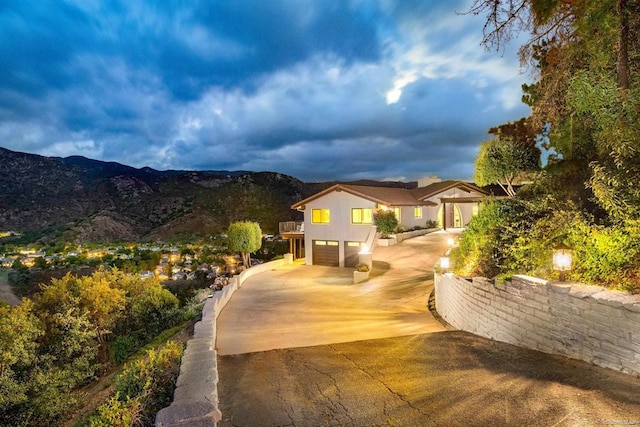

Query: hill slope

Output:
[0, 147, 315, 243]
[0, 147, 415, 244]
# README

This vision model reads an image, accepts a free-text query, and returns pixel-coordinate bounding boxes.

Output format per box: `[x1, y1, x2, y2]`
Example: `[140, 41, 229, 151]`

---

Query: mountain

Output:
[0, 147, 312, 243]
[0, 147, 413, 244]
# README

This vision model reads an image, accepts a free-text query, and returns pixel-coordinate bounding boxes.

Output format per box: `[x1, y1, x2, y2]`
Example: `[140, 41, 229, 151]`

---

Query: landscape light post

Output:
[440, 256, 450, 274]
[552, 243, 572, 282]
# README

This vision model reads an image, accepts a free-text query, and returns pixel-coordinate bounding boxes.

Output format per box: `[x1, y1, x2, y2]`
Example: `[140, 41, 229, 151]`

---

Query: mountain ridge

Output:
[0, 147, 415, 244]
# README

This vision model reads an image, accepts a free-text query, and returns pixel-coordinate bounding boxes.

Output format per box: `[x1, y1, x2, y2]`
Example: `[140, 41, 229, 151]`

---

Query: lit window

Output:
[351, 208, 373, 224]
[472, 204, 479, 216]
[394, 207, 401, 221]
[328, 241, 339, 246]
[312, 209, 330, 224]
[414, 207, 422, 219]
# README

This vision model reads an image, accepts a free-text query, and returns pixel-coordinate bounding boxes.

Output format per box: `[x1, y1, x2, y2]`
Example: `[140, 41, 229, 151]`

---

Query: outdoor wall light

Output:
[440, 256, 450, 273]
[359, 245, 370, 254]
[552, 243, 572, 282]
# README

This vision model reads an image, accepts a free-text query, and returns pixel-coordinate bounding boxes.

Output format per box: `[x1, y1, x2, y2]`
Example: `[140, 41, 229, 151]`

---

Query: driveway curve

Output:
[216, 232, 640, 426]
[216, 231, 454, 355]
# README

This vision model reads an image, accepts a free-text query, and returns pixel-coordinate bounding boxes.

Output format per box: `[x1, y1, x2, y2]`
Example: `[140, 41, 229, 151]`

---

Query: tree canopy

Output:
[474, 118, 541, 197]
[458, 0, 640, 291]
[227, 221, 262, 268]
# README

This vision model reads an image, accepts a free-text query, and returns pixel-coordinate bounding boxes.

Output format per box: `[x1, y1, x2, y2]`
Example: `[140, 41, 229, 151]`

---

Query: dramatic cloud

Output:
[0, 0, 530, 182]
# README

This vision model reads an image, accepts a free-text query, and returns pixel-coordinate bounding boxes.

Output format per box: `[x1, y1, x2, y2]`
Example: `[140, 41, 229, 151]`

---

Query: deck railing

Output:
[279, 221, 304, 234]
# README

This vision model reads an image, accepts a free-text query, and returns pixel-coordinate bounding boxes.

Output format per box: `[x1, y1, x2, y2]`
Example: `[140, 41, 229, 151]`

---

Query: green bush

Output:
[425, 219, 438, 229]
[451, 199, 513, 277]
[114, 341, 183, 424]
[109, 335, 140, 364]
[568, 220, 640, 291]
[373, 209, 398, 238]
[88, 394, 142, 427]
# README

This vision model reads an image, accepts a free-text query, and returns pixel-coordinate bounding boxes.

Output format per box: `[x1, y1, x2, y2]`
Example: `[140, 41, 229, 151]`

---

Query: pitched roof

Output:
[410, 180, 488, 201]
[291, 183, 437, 209]
[291, 180, 492, 210]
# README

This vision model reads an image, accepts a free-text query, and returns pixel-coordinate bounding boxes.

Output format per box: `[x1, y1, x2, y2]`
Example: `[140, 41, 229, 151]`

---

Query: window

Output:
[472, 204, 480, 217]
[414, 207, 422, 219]
[351, 208, 373, 224]
[312, 209, 330, 224]
[394, 207, 401, 221]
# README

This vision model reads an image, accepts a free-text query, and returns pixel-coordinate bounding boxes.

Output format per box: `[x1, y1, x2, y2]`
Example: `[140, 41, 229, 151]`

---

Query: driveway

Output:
[218, 332, 640, 426]
[216, 231, 453, 355]
[216, 232, 640, 425]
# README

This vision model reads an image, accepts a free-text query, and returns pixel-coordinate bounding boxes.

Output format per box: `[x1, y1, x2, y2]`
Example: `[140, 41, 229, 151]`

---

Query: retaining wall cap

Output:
[173, 382, 218, 404]
[622, 295, 640, 312]
[176, 367, 218, 388]
[186, 338, 214, 350]
[513, 274, 548, 286]
[181, 350, 216, 365]
[547, 282, 572, 293]
[589, 290, 629, 307]
[155, 401, 220, 426]
[568, 284, 606, 298]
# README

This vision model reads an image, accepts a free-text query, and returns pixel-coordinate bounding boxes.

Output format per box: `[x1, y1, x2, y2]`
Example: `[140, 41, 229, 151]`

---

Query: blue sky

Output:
[0, 0, 530, 182]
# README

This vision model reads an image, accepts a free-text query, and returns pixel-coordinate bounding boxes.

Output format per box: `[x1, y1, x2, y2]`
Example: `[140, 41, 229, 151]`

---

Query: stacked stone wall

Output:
[156, 257, 290, 426]
[435, 274, 640, 375]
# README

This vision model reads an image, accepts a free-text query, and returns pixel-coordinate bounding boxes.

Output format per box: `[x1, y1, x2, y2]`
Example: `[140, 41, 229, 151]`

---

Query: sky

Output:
[0, 0, 531, 183]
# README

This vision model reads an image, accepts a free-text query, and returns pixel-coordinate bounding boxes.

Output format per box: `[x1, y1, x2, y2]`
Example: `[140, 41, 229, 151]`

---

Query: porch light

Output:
[440, 256, 450, 272]
[359, 245, 370, 254]
[552, 243, 572, 282]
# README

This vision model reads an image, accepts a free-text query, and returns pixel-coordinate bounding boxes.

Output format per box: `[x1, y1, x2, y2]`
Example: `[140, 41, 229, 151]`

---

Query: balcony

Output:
[279, 221, 305, 260]
[279, 221, 304, 235]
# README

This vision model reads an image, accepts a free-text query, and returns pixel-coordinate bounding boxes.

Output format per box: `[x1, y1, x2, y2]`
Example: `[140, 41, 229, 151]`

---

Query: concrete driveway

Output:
[216, 231, 454, 355]
[216, 231, 640, 425]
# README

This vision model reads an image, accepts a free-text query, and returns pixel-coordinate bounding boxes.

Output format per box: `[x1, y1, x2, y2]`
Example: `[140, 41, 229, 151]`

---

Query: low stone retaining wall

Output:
[379, 228, 438, 246]
[435, 273, 640, 376]
[156, 257, 291, 426]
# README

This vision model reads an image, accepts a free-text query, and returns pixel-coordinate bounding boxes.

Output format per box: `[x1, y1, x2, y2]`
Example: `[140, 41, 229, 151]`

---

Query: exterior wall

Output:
[397, 205, 428, 230]
[303, 191, 376, 267]
[424, 187, 484, 227]
[435, 273, 640, 376]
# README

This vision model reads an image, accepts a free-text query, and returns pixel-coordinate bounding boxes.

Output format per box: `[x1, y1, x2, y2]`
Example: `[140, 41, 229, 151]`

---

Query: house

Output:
[287, 177, 491, 268]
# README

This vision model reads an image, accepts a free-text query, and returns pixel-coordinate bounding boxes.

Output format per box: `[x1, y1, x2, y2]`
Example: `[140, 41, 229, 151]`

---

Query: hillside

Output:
[0, 147, 413, 244]
[0, 147, 312, 243]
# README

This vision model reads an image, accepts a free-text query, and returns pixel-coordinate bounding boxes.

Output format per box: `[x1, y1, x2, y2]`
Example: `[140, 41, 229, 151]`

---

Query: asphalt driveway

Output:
[215, 231, 453, 355]
[215, 231, 640, 425]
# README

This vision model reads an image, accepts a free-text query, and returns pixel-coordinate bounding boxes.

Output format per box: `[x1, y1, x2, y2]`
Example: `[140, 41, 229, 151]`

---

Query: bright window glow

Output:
[312, 209, 330, 224]
[352, 208, 373, 224]
[414, 207, 422, 219]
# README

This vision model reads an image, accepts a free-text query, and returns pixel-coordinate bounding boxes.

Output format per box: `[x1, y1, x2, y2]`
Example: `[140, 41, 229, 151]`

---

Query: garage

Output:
[344, 241, 364, 268]
[312, 240, 339, 266]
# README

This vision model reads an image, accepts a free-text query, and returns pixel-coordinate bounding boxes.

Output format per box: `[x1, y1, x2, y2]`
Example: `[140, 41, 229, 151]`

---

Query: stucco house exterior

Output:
[287, 177, 491, 267]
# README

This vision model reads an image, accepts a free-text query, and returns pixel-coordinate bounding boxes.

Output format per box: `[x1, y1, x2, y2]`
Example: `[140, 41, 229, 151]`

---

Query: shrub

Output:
[109, 335, 140, 364]
[425, 219, 438, 229]
[355, 264, 370, 272]
[95, 341, 184, 425]
[451, 199, 513, 277]
[373, 210, 398, 238]
[88, 394, 142, 427]
[568, 219, 640, 291]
